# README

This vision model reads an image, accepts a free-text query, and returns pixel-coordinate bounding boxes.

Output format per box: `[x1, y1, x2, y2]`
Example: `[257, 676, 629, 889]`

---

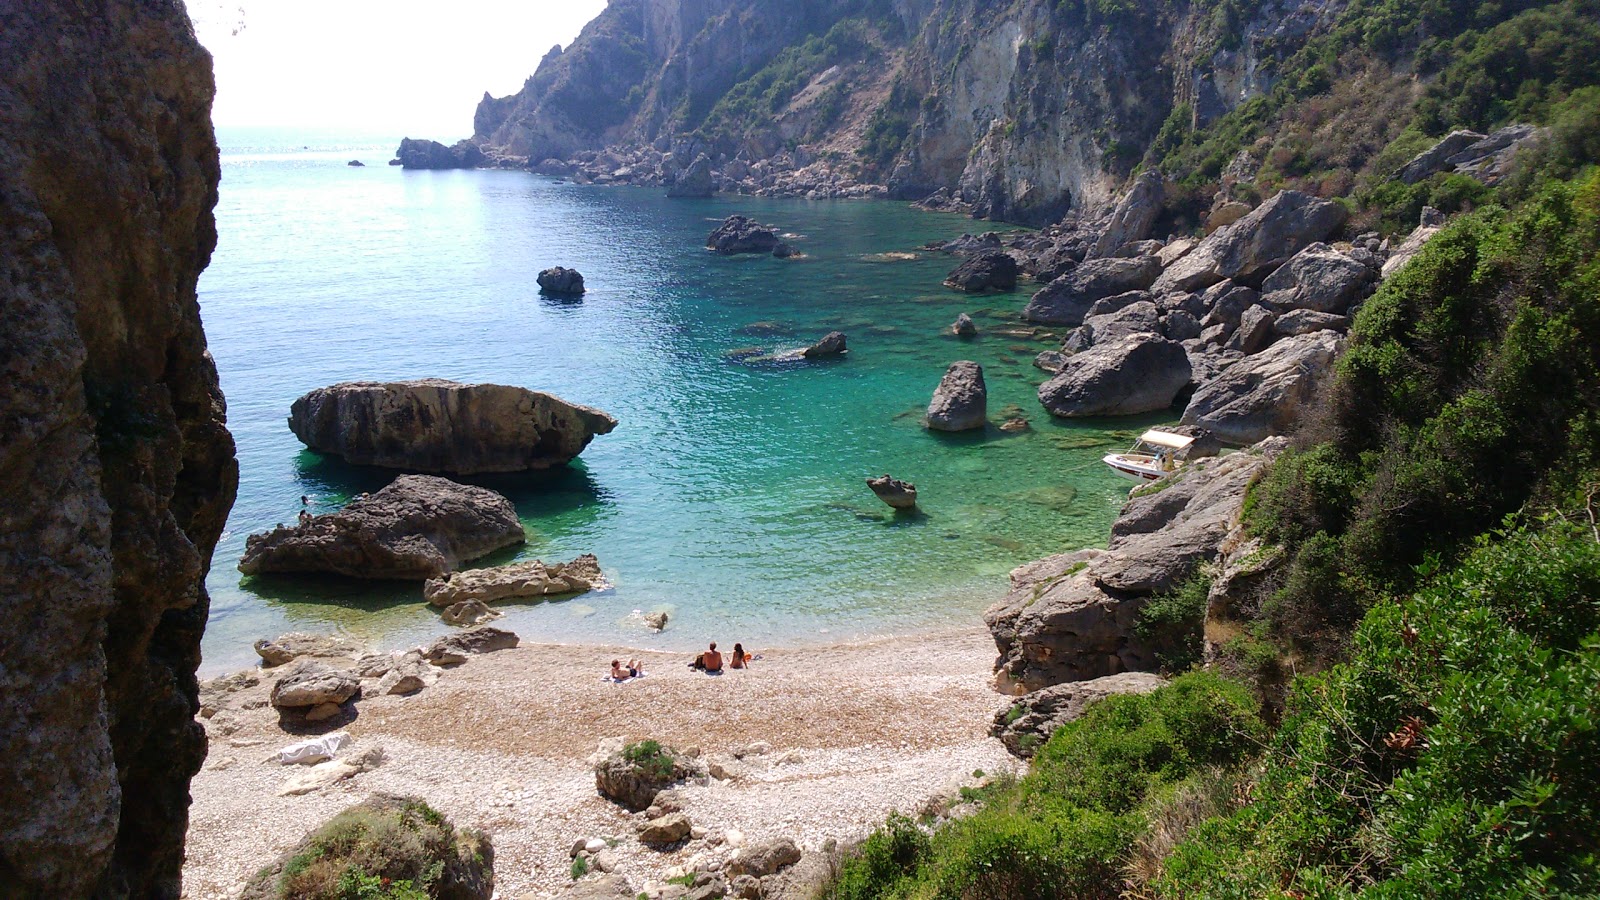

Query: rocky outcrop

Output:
[1259, 243, 1376, 314]
[288, 379, 618, 474]
[1152, 191, 1348, 294]
[1395, 125, 1541, 185]
[393, 137, 485, 170]
[707, 215, 782, 255]
[867, 475, 918, 510]
[666, 153, 715, 197]
[538, 266, 586, 295]
[238, 475, 526, 580]
[422, 554, 607, 606]
[255, 632, 365, 667]
[1089, 172, 1164, 258]
[0, 4, 239, 895]
[992, 672, 1166, 757]
[801, 331, 848, 359]
[953, 313, 978, 336]
[943, 252, 1019, 292]
[1381, 207, 1447, 279]
[1395, 130, 1485, 183]
[926, 361, 988, 431]
[1024, 255, 1163, 326]
[1181, 330, 1345, 445]
[594, 744, 699, 811]
[423, 626, 521, 666]
[269, 660, 361, 710]
[1037, 334, 1192, 417]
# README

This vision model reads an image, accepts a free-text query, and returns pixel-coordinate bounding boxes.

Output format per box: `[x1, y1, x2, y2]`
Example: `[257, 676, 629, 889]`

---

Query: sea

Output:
[196, 127, 1166, 676]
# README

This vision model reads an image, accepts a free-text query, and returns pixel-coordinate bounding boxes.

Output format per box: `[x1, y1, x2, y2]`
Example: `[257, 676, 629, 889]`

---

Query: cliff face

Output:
[0, 2, 237, 897]
[471, 0, 1344, 223]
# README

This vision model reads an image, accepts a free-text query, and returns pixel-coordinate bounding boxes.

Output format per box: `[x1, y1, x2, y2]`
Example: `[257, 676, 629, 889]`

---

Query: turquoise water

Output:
[197, 132, 1160, 675]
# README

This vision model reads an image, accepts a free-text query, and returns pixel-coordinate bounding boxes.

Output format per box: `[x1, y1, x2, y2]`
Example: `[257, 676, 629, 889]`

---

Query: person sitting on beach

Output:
[702, 642, 723, 673]
[729, 643, 753, 669]
[611, 658, 643, 680]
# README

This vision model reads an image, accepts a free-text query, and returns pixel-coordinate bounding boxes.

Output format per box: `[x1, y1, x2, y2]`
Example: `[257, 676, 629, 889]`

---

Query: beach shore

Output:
[184, 625, 1018, 899]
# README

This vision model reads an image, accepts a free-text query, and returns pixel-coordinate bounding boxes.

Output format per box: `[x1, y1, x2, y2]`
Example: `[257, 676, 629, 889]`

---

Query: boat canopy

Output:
[1138, 430, 1195, 450]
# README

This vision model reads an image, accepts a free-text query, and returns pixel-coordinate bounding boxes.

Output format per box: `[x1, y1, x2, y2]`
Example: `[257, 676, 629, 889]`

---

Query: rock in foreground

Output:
[537, 266, 585, 295]
[926, 361, 988, 431]
[992, 672, 1166, 757]
[288, 379, 617, 474]
[423, 554, 606, 606]
[423, 626, 521, 666]
[1181, 329, 1345, 444]
[238, 475, 526, 580]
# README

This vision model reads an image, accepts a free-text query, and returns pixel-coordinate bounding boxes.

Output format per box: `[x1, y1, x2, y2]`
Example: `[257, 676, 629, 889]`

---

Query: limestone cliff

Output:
[0, 2, 237, 896]
[469, 0, 1343, 223]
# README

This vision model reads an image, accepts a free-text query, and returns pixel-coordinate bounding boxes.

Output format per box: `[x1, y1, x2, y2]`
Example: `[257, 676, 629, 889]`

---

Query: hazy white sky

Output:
[191, 0, 607, 138]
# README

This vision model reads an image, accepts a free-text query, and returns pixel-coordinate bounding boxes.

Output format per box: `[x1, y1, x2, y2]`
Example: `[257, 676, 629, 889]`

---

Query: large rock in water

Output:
[288, 379, 617, 474]
[238, 475, 526, 580]
[707, 215, 781, 254]
[666, 152, 714, 198]
[394, 137, 486, 170]
[423, 554, 607, 606]
[1023, 255, 1162, 325]
[1038, 334, 1192, 417]
[992, 673, 1166, 757]
[1181, 330, 1345, 444]
[0, 5, 240, 895]
[943, 251, 1019, 292]
[926, 361, 988, 431]
[537, 266, 586, 295]
[1152, 190, 1348, 294]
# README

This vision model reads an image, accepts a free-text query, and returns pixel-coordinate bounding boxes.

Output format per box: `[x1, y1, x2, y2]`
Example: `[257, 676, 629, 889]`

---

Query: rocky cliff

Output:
[467, 0, 1344, 223]
[0, 2, 237, 896]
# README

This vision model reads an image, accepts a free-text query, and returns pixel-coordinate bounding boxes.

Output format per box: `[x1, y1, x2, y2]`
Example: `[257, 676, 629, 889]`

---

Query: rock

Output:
[943, 251, 1019, 292]
[1034, 350, 1069, 373]
[304, 702, 343, 723]
[1153, 191, 1349, 294]
[1225, 305, 1277, 354]
[730, 874, 762, 899]
[952, 312, 978, 336]
[1200, 283, 1261, 330]
[595, 744, 696, 811]
[1274, 309, 1350, 336]
[801, 331, 848, 359]
[1084, 289, 1151, 319]
[423, 554, 606, 606]
[423, 626, 520, 666]
[707, 215, 781, 254]
[926, 361, 987, 431]
[238, 475, 526, 580]
[772, 241, 795, 258]
[1381, 208, 1446, 279]
[1078, 300, 1161, 347]
[1090, 171, 1164, 258]
[644, 789, 686, 818]
[644, 611, 670, 632]
[394, 137, 484, 170]
[1162, 309, 1203, 341]
[555, 875, 636, 899]
[253, 632, 364, 667]
[1000, 417, 1030, 433]
[1395, 129, 1486, 183]
[667, 153, 715, 198]
[1023, 255, 1163, 325]
[347, 159, 365, 167]
[275, 747, 385, 796]
[992, 672, 1166, 756]
[199, 672, 260, 718]
[1181, 330, 1345, 444]
[538, 266, 586, 295]
[1037, 334, 1192, 417]
[867, 475, 918, 510]
[1447, 123, 1541, 184]
[1259, 243, 1374, 313]
[269, 661, 360, 709]
[440, 599, 503, 627]
[1205, 200, 1253, 232]
[376, 650, 436, 696]
[640, 813, 692, 845]
[287, 379, 618, 474]
[726, 838, 802, 879]
[591, 848, 620, 873]
[0, 5, 239, 893]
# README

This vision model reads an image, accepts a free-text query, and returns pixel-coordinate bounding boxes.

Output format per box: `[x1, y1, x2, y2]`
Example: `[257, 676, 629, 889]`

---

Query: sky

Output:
[190, 0, 608, 139]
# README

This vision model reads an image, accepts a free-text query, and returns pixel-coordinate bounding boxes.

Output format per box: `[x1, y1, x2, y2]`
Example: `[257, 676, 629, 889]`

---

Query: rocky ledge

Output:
[238, 475, 526, 580]
[422, 554, 607, 607]
[393, 137, 486, 170]
[288, 379, 617, 474]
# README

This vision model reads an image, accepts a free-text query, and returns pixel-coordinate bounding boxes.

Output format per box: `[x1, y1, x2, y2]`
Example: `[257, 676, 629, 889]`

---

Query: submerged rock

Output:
[926, 361, 988, 431]
[288, 379, 617, 474]
[707, 215, 781, 254]
[422, 554, 607, 607]
[801, 331, 848, 359]
[238, 475, 526, 580]
[867, 475, 919, 510]
[537, 266, 586, 295]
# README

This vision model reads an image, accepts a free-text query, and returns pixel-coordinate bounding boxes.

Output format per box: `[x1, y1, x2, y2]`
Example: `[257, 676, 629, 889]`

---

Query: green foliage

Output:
[824, 673, 1264, 899]
[1134, 573, 1209, 673]
[622, 739, 677, 781]
[697, 18, 877, 142]
[858, 79, 918, 171]
[249, 799, 482, 900]
[569, 855, 588, 881]
[1157, 521, 1600, 897]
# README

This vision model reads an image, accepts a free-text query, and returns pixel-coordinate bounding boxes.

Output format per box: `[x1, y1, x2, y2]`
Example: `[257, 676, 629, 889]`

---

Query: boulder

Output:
[1089, 171, 1164, 258]
[926, 361, 987, 432]
[1034, 350, 1068, 374]
[423, 626, 519, 666]
[238, 475, 526, 580]
[553, 875, 636, 900]
[440, 599, 502, 627]
[1395, 130, 1486, 183]
[1225, 305, 1277, 354]
[1023, 255, 1163, 325]
[1162, 309, 1203, 341]
[1084, 290, 1151, 319]
[985, 563, 1150, 690]
[952, 312, 977, 336]
[992, 672, 1166, 757]
[1152, 191, 1348, 294]
[423, 554, 606, 607]
[1381, 207, 1446, 279]
[1077, 300, 1161, 347]
[801, 331, 848, 359]
[1037, 334, 1191, 417]
[644, 611, 669, 632]
[269, 661, 360, 710]
[376, 650, 436, 696]
[867, 475, 918, 510]
[1447, 124, 1541, 184]
[943, 252, 1019, 292]
[537, 266, 586, 296]
[707, 215, 781, 254]
[287, 379, 617, 474]
[253, 632, 364, 668]
[666, 153, 714, 198]
[1259, 243, 1374, 313]
[1181, 330, 1345, 444]
[1205, 200, 1253, 232]
[594, 744, 697, 811]
[1157, 237, 1199, 268]
[725, 838, 802, 879]
[1274, 309, 1350, 336]
[1199, 284, 1260, 330]
[394, 137, 484, 170]
[638, 813, 692, 845]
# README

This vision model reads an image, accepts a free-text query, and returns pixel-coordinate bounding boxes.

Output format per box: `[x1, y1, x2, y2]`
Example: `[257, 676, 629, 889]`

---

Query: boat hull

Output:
[1102, 453, 1165, 483]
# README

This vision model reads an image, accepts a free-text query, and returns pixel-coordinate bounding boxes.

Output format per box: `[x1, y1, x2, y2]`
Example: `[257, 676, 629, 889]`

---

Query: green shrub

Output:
[622, 739, 677, 781]
[826, 813, 930, 900]
[1134, 573, 1210, 673]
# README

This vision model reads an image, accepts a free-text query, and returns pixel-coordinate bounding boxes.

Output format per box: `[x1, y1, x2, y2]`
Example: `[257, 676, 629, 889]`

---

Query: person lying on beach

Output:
[610, 658, 644, 681]
[729, 643, 753, 669]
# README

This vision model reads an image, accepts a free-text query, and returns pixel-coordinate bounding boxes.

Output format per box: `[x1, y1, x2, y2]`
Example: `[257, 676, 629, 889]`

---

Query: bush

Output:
[622, 739, 677, 781]
[1135, 573, 1210, 673]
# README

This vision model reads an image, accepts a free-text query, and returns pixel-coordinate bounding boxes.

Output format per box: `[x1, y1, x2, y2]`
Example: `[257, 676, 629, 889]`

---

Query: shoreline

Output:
[186, 624, 1018, 899]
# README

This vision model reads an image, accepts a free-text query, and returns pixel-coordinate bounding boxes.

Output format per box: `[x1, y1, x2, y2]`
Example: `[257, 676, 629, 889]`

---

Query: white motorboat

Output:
[1102, 430, 1194, 483]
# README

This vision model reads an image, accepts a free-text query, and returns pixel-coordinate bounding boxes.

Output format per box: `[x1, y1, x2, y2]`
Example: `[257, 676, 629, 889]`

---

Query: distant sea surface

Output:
[197, 127, 1160, 676]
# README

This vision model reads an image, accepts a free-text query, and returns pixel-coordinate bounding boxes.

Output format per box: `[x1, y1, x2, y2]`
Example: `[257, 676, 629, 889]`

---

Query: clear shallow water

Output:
[198, 133, 1164, 675]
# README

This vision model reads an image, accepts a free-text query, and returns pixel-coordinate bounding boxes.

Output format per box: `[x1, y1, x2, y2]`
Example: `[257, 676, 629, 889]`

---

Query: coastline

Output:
[185, 624, 1019, 898]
